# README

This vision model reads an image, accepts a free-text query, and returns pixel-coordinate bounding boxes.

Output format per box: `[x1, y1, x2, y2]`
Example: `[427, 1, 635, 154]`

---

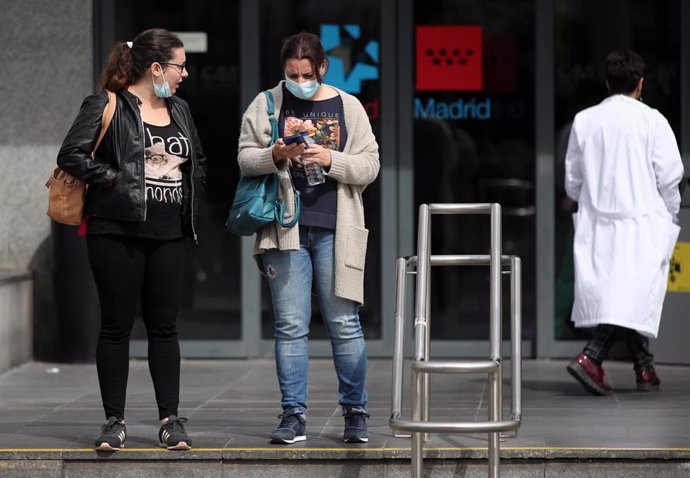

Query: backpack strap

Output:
[264, 90, 279, 146]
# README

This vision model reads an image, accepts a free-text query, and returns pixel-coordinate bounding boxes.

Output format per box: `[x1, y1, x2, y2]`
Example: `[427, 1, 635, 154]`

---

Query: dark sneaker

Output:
[636, 368, 661, 392]
[270, 412, 306, 444]
[158, 415, 192, 450]
[94, 417, 126, 451]
[343, 407, 370, 443]
[566, 352, 613, 396]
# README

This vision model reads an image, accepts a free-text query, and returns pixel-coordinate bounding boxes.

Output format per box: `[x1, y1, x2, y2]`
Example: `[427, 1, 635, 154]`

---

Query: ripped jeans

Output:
[261, 226, 368, 415]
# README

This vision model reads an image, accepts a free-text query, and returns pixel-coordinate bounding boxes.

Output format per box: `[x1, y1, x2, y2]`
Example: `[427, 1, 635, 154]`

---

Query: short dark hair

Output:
[280, 32, 327, 83]
[605, 50, 645, 95]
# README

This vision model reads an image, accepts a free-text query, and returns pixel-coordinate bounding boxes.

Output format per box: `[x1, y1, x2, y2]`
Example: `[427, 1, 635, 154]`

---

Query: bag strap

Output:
[94, 90, 117, 154]
[264, 90, 279, 146]
[263, 89, 301, 229]
[275, 192, 301, 228]
[46, 91, 117, 188]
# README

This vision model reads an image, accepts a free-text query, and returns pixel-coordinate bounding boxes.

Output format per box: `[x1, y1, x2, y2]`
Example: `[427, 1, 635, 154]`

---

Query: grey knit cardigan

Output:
[237, 82, 380, 304]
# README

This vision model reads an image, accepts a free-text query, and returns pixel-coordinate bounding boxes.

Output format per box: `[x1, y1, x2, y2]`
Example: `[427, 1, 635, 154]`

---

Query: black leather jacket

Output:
[57, 89, 207, 241]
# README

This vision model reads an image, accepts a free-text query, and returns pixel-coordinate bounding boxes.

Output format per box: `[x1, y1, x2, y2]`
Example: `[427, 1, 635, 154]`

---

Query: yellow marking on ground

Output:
[2, 446, 690, 453]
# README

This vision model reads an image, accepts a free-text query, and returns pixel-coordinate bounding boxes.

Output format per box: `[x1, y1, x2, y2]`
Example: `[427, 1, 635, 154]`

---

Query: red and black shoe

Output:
[566, 353, 613, 396]
[636, 368, 661, 392]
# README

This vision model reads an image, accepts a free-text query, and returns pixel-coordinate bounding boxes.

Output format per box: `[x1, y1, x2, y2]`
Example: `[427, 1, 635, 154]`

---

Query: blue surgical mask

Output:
[285, 77, 320, 100]
[152, 67, 172, 98]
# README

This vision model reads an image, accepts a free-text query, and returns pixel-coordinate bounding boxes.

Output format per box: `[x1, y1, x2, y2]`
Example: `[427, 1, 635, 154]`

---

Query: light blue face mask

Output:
[285, 77, 320, 100]
[152, 66, 172, 98]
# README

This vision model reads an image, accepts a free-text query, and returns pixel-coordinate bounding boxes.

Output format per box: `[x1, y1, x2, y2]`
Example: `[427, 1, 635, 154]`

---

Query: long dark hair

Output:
[280, 32, 327, 82]
[98, 28, 184, 91]
[605, 50, 645, 95]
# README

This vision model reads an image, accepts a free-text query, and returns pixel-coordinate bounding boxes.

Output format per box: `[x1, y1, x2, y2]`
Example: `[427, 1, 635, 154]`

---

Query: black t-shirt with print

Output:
[279, 85, 348, 230]
[88, 121, 190, 239]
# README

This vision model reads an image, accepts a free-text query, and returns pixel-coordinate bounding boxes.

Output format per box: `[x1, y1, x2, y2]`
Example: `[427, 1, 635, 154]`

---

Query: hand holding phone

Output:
[283, 132, 314, 148]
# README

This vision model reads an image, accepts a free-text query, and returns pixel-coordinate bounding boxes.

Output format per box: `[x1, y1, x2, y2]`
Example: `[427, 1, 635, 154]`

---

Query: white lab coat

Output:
[565, 94, 683, 338]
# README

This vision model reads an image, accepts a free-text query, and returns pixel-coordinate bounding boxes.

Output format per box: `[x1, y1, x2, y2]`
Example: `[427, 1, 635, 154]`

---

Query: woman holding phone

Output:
[237, 31, 379, 444]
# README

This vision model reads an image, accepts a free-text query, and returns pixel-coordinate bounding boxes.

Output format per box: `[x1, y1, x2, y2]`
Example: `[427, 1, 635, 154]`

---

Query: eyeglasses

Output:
[160, 62, 187, 73]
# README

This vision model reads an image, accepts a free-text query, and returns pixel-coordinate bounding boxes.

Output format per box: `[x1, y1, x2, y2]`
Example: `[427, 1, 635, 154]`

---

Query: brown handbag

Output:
[46, 90, 117, 225]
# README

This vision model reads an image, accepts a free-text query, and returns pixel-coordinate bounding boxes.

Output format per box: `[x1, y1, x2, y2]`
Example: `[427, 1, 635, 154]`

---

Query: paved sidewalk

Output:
[1, 358, 689, 460]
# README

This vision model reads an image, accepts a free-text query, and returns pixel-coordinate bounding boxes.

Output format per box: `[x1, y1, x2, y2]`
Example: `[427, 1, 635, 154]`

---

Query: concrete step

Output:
[3, 457, 690, 478]
[2, 446, 690, 478]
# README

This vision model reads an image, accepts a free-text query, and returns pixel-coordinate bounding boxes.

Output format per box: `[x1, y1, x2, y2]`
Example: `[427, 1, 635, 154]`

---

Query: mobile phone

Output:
[283, 132, 313, 148]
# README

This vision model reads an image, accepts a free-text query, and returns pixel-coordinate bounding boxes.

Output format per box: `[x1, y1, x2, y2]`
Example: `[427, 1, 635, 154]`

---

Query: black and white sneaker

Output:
[270, 412, 306, 444]
[94, 417, 126, 451]
[343, 407, 370, 443]
[158, 415, 192, 450]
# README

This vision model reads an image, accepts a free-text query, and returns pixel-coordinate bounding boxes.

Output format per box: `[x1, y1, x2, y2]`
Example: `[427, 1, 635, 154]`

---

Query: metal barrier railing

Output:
[389, 203, 522, 478]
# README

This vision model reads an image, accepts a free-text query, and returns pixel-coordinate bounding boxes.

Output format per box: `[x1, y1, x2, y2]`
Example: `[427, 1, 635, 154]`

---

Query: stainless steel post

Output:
[423, 229, 431, 442]
[391, 257, 412, 438]
[411, 368, 423, 477]
[511, 256, 522, 423]
[389, 203, 521, 478]
[414, 205, 430, 363]
[488, 203, 502, 478]
[412, 205, 431, 478]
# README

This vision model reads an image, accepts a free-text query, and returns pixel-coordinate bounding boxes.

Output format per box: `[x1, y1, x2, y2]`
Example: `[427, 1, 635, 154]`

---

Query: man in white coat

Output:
[565, 50, 683, 396]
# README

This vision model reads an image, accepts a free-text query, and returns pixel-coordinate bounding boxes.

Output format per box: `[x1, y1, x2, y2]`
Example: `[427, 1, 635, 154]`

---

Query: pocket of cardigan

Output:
[344, 226, 369, 271]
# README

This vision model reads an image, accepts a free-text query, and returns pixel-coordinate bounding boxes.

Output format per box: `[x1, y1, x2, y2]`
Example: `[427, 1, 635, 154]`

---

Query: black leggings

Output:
[87, 234, 184, 420]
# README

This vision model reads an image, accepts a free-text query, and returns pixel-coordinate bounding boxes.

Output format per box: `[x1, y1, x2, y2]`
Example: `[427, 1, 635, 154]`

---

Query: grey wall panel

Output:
[0, 0, 92, 268]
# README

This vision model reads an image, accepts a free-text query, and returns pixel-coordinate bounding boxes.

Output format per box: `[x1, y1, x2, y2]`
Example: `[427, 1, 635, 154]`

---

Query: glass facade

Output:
[99, 0, 687, 358]
[412, 0, 536, 342]
[553, 0, 681, 342]
[112, 1, 243, 341]
[256, 1, 383, 341]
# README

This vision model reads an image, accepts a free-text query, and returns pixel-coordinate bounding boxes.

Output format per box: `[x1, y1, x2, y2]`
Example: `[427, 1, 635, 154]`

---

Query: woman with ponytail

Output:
[57, 28, 206, 451]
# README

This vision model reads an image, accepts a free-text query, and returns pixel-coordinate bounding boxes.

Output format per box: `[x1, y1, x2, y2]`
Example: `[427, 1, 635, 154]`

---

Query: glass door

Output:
[254, 0, 385, 355]
[101, 0, 391, 357]
[404, 0, 537, 356]
[102, 1, 247, 356]
[542, 0, 682, 358]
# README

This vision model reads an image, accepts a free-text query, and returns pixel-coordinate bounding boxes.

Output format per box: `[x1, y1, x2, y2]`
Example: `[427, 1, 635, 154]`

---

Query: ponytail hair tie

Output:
[126, 41, 133, 48]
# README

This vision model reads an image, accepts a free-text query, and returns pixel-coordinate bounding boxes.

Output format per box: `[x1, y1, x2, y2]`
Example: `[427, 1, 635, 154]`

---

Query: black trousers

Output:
[87, 234, 184, 420]
[583, 324, 655, 372]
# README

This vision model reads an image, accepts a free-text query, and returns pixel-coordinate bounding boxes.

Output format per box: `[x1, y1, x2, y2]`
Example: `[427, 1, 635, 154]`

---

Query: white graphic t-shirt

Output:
[143, 124, 188, 207]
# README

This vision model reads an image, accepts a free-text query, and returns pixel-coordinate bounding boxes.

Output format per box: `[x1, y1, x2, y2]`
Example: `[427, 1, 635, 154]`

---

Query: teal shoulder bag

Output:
[226, 91, 301, 236]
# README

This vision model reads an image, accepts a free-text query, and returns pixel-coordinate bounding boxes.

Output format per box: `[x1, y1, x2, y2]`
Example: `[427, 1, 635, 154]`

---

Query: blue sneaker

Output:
[343, 407, 369, 443]
[270, 412, 306, 444]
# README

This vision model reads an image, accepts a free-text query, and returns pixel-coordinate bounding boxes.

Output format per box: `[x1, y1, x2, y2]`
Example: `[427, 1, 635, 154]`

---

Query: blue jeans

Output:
[261, 226, 368, 415]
